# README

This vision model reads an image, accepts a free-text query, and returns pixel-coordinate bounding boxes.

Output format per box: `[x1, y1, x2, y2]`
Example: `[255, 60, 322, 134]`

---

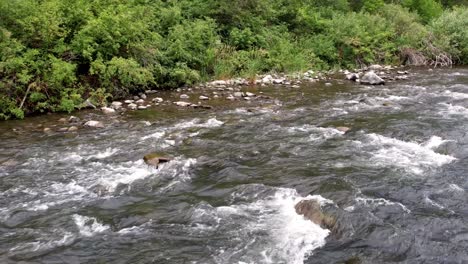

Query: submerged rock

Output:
[294, 199, 336, 230]
[143, 153, 172, 168]
[68, 126, 79, 132]
[68, 116, 80, 123]
[360, 71, 385, 85]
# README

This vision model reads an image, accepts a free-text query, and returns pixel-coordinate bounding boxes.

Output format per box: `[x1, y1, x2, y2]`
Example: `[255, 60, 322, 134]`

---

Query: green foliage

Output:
[0, 0, 467, 119]
[430, 7, 468, 63]
[362, 0, 385, 13]
[57, 88, 83, 113]
[0, 96, 23, 120]
[402, 0, 444, 23]
[88, 87, 112, 107]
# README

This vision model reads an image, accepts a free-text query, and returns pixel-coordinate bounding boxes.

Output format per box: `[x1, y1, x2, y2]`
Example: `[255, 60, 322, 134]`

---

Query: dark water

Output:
[0, 68, 467, 264]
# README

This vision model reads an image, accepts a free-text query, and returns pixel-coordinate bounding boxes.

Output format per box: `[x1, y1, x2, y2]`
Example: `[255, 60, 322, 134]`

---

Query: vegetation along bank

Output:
[1, 0, 468, 119]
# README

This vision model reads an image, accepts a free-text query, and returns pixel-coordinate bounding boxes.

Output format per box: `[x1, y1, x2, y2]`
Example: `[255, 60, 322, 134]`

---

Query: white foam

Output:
[141, 131, 165, 140]
[94, 160, 156, 192]
[442, 90, 468, 99]
[287, 125, 344, 142]
[92, 148, 118, 159]
[200, 188, 330, 264]
[363, 134, 455, 174]
[73, 214, 109, 237]
[438, 103, 468, 117]
[174, 118, 224, 129]
[355, 197, 411, 213]
[423, 136, 450, 150]
[448, 184, 464, 192]
[9, 231, 75, 255]
[157, 158, 197, 192]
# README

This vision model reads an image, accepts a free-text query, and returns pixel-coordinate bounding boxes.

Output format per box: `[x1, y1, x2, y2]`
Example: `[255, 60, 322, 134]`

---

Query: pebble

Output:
[180, 94, 190, 99]
[199, 95, 210, 100]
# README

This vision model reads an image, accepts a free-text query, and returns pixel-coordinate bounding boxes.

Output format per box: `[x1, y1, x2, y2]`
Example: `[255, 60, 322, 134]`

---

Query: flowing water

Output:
[0, 68, 467, 263]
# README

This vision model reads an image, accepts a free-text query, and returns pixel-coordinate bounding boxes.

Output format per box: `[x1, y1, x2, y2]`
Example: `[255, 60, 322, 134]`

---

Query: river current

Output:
[0, 68, 467, 263]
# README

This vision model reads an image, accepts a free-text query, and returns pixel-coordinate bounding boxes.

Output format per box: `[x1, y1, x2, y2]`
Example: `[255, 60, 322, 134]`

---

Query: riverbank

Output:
[2, 64, 417, 134]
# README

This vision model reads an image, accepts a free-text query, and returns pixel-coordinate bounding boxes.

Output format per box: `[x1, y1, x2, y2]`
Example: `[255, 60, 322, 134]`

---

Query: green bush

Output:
[0, 0, 466, 119]
[430, 7, 468, 63]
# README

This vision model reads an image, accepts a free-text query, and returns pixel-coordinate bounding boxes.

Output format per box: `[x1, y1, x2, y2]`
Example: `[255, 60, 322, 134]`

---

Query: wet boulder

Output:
[346, 73, 360, 81]
[84, 120, 104, 128]
[143, 153, 172, 168]
[360, 71, 385, 85]
[295, 199, 336, 230]
[101, 107, 116, 115]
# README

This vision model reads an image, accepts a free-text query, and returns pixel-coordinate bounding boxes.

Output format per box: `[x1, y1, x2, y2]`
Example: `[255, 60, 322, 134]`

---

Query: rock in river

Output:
[84, 120, 104, 128]
[101, 107, 116, 115]
[143, 153, 172, 168]
[336, 126, 351, 133]
[360, 71, 385, 85]
[174, 101, 192, 107]
[295, 199, 336, 230]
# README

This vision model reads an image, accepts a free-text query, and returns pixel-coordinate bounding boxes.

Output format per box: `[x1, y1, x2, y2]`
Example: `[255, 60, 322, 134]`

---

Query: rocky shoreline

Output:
[11, 64, 414, 134]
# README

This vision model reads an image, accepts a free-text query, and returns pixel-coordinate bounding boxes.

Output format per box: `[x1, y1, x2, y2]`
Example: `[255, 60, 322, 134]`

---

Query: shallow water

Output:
[0, 68, 467, 263]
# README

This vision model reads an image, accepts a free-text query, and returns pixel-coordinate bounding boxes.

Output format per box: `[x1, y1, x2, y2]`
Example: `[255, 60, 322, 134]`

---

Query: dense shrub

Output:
[430, 7, 468, 64]
[0, 0, 467, 119]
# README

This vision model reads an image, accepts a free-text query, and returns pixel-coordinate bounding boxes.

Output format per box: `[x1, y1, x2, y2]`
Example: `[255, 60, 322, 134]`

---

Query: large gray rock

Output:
[360, 71, 385, 85]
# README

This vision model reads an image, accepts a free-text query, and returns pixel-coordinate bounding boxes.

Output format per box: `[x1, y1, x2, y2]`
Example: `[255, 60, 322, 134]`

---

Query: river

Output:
[0, 68, 467, 263]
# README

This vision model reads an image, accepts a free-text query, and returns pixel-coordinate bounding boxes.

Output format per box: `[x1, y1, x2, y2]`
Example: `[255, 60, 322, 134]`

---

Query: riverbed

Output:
[0, 68, 467, 263]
